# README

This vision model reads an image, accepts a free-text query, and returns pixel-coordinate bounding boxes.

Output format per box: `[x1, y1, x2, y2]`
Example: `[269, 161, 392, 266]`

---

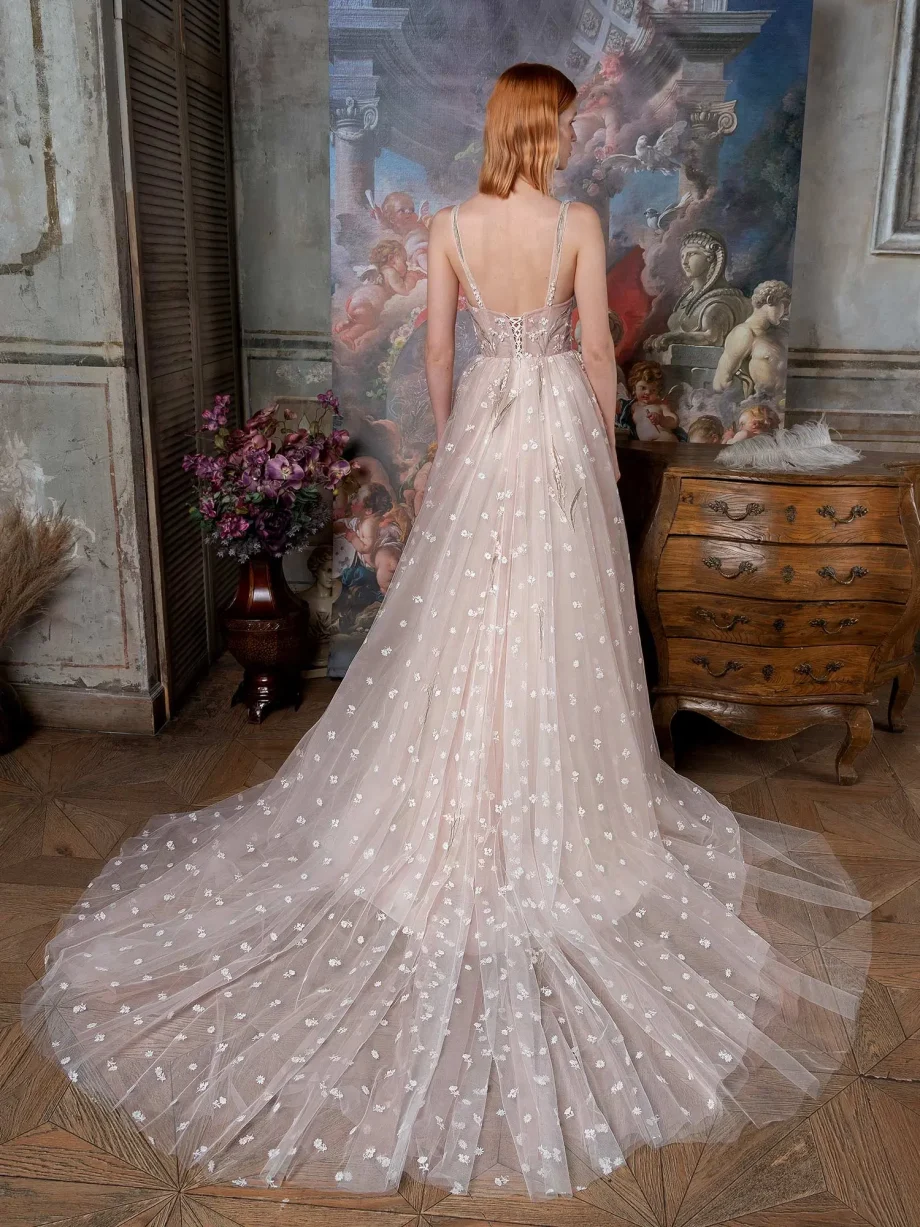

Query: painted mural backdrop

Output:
[327, 0, 813, 674]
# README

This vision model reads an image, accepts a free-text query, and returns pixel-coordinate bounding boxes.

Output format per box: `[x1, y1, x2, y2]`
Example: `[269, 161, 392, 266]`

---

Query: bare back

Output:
[447, 191, 578, 316]
[425, 186, 617, 447]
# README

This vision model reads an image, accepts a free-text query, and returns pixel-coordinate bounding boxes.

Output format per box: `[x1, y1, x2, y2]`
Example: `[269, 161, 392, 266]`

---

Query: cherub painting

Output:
[622, 361, 680, 443]
[684, 415, 728, 445]
[722, 400, 782, 445]
[333, 238, 425, 351]
[368, 191, 431, 274]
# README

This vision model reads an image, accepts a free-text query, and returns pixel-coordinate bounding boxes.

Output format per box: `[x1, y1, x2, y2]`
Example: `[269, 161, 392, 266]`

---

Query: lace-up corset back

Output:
[451, 201, 574, 360]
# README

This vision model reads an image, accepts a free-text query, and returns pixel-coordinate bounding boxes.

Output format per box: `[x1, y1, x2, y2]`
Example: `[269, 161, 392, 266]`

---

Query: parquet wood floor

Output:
[1, 656, 919, 1227]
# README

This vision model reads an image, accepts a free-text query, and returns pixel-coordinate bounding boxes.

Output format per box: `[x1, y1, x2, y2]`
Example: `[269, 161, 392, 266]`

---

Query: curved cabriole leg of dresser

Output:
[887, 661, 916, 734]
[654, 695, 877, 785]
[652, 695, 679, 768]
[836, 705, 875, 785]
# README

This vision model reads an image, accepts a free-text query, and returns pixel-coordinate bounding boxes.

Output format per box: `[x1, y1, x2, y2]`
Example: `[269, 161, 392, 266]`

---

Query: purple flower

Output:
[254, 507, 289, 552]
[183, 454, 226, 488]
[186, 394, 349, 557]
[202, 394, 231, 431]
[238, 462, 265, 493]
[245, 405, 280, 440]
[266, 454, 305, 491]
[218, 514, 250, 540]
[282, 429, 310, 450]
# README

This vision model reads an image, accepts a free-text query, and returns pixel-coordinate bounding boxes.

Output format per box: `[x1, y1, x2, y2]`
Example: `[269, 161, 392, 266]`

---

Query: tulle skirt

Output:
[22, 351, 871, 1199]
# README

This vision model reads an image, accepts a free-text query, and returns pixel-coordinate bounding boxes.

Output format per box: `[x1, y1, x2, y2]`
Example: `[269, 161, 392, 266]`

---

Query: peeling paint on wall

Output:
[0, 0, 156, 700]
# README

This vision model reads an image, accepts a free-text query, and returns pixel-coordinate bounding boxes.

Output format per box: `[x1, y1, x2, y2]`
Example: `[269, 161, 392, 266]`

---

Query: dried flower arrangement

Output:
[0, 503, 74, 753]
[0, 504, 74, 650]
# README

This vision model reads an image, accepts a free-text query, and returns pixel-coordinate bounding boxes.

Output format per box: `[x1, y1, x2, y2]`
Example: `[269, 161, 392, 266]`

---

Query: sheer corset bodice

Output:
[452, 200, 576, 360]
[466, 297, 576, 359]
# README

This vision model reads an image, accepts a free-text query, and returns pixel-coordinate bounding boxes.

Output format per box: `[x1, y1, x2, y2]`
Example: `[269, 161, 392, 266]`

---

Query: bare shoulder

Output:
[430, 206, 454, 234]
[565, 201, 604, 243]
[428, 206, 455, 249]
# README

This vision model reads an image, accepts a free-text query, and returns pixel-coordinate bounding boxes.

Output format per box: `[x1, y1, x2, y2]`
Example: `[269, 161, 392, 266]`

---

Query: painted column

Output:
[328, 1, 408, 219]
[649, 5, 773, 197]
[331, 94, 379, 219]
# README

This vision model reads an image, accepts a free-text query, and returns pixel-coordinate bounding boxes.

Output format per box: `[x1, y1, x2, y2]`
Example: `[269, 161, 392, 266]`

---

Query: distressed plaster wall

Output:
[0, 0, 159, 726]
[788, 0, 920, 424]
[229, 0, 331, 415]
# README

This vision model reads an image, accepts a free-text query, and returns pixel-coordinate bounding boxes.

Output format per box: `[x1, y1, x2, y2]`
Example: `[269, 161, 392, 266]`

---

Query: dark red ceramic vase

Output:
[221, 554, 315, 723]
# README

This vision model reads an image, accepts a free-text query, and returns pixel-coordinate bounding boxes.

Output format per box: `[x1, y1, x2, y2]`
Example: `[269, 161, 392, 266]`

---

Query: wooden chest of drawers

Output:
[617, 442, 920, 784]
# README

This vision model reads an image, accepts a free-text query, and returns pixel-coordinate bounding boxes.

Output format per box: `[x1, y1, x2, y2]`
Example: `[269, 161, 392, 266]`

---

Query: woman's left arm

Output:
[424, 209, 459, 443]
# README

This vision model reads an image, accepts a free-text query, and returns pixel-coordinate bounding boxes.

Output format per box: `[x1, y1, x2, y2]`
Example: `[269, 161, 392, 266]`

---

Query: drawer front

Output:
[659, 537, 911, 604]
[659, 593, 904, 647]
[674, 479, 906, 545]
[667, 639, 877, 698]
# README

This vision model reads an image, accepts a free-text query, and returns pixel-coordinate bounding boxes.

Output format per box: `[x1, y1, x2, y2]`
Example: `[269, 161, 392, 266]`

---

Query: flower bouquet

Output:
[183, 391, 350, 561]
[184, 392, 350, 722]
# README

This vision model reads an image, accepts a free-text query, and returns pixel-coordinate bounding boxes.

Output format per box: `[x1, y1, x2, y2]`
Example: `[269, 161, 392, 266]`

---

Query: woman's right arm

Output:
[424, 209, 460, 443]
[571, 203, 621, 478]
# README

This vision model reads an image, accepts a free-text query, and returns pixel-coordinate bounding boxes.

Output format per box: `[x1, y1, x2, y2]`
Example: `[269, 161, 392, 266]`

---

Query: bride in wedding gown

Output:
[22, 63, 869, 1200]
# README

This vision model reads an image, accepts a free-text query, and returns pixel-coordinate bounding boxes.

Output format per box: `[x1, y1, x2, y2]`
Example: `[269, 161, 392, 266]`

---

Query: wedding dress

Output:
[22, 201, 870, 1200]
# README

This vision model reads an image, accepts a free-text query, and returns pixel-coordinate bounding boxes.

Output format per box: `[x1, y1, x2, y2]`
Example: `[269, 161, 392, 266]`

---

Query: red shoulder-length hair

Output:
[478, 63, 577, 199]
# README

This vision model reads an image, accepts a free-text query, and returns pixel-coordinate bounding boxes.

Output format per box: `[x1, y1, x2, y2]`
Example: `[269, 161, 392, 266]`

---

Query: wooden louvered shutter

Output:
[122, 0, 240, 712]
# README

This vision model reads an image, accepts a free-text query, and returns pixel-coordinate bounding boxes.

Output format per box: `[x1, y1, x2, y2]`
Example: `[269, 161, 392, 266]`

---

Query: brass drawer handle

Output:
[704, 557, 757, 580]
[692, 656, 744, 679]
[817, 504, 868, 526]
[818, 565, 869, 585]
[695, 607, 750, 632]
[810, 617, 859, 635]
[705, 499, 766, 522]
[795, 661, 844, 684]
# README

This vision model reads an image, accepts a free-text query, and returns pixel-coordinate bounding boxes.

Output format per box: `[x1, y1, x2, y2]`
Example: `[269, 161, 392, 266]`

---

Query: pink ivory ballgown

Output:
[22, 201, 870, 1200]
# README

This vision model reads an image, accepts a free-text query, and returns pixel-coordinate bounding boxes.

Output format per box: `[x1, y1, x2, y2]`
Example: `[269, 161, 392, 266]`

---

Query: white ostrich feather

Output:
[715, 420, 862, 472]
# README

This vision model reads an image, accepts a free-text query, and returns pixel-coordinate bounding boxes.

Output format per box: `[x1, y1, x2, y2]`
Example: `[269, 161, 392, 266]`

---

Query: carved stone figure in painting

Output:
[713, 279, 791, 402]
[646, 229, 751, 352]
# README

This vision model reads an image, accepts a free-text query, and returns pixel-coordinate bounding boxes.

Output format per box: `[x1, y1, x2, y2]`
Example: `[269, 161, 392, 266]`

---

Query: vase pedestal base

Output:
[221, 556, 315, 724]
[231, 668, 302, 725]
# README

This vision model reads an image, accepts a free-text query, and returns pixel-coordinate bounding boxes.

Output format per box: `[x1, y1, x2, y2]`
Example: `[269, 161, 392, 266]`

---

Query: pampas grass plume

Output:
[0, 504, 74, 649]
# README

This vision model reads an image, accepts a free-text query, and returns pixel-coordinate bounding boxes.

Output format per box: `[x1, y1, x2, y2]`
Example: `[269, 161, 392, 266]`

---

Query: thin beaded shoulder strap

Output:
[545, 200, 571, 309]
[451, 205, 485, 309]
